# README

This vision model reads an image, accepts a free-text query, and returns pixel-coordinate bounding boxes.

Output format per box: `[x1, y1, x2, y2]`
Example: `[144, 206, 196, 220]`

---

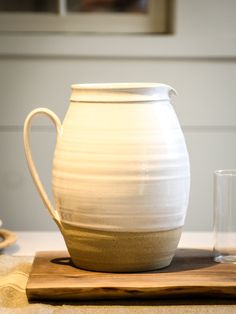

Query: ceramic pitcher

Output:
[24, 83, 190, 272]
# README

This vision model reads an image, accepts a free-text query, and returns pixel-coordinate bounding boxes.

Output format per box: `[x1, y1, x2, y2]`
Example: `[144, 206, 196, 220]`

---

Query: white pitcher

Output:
[24, 83, 190, 272]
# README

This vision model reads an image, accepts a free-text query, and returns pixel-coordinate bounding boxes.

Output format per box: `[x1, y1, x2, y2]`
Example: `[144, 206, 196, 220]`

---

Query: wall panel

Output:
[0, 58, 235, 126]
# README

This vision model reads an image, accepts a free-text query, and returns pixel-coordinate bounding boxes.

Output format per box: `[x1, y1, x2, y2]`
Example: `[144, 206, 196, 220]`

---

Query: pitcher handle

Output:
[23, 108, 62, 226]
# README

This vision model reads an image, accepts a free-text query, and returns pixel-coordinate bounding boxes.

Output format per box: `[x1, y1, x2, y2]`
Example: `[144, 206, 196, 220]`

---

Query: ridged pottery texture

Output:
[24, 83, 190, 272]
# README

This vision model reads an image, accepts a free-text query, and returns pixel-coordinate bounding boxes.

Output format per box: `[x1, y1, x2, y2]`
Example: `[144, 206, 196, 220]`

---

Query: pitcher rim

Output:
[71, 82, 171, 89]
[70, 83, 176, 103]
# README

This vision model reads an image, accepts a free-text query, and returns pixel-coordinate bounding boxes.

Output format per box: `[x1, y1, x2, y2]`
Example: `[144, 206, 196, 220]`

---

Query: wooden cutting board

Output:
[26, 249, 236, 301]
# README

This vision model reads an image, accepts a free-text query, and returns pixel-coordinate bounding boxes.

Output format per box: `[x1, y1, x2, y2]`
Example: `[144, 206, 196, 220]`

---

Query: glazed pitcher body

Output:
[24, 83, 190, 272]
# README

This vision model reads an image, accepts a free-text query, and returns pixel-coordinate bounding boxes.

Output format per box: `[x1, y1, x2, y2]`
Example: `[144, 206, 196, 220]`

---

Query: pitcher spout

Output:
[157, 84, 177, 100]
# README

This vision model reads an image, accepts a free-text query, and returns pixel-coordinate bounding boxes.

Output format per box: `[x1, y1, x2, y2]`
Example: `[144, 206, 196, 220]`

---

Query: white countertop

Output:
[4, 231, 214, 256]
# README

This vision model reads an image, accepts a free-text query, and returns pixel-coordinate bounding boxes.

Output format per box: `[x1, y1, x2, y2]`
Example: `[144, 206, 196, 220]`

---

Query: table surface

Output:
[4, 231, 214, 256]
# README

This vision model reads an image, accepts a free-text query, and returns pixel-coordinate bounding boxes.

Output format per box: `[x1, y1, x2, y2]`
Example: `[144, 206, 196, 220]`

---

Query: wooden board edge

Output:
[26, 285, 236, 301]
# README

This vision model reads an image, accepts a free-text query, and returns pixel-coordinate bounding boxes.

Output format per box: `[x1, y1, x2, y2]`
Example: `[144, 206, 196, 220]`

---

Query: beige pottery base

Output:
[58, 221, 182, 273]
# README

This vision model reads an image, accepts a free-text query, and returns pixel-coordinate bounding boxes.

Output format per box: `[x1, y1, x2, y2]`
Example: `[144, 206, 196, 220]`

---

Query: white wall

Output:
[0, 0, 236, 231]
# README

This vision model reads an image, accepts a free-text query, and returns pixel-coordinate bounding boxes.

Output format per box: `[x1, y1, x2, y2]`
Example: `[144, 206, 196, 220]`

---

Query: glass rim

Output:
[214, 169, 236, 176]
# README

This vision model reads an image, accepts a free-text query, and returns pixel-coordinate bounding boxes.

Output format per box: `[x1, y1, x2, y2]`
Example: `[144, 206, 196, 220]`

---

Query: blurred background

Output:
[0, 0, 235, 231]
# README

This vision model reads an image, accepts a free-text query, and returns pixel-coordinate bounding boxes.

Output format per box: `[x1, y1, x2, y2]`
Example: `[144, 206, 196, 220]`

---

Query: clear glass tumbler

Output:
[214, 170, 236, 263]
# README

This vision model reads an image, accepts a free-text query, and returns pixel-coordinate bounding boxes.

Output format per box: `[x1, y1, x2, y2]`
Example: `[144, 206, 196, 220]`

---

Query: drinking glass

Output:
[214, 170, 236, 263]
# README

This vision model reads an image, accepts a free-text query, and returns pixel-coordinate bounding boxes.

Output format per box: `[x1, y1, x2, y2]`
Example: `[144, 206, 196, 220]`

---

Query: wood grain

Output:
[26, 249, 236, 301]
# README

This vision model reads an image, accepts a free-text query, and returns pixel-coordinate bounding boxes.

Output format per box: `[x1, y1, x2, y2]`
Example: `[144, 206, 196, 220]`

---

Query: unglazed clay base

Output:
[60, 222, 182, 272]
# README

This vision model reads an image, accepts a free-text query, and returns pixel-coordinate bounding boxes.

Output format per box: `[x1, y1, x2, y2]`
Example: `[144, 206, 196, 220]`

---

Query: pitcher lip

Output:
[72, 82, 170, 89]
[70, 83, 176, 103]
